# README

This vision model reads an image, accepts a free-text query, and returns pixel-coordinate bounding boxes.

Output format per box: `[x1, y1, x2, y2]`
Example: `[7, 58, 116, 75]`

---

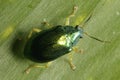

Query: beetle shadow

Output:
[11, 31, 27, 60]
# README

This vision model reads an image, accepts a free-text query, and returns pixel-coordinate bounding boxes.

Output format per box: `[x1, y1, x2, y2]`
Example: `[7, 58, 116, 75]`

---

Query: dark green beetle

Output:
[24, 6, 108, 74]
[24, 25, 83, 63]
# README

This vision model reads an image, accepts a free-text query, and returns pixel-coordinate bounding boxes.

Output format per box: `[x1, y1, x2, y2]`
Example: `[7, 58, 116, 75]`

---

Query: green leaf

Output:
[0, 0, 120, 80]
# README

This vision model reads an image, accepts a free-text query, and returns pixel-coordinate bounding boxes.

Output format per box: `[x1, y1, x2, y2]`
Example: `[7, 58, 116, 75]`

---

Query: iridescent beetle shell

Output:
[24, 25, 83, 63]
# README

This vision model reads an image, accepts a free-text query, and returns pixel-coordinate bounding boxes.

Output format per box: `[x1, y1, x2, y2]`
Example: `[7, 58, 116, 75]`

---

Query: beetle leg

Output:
[73, 47, 84, 54]
[72, 47, 79, 53]
[65, 6, 78, 25]
[41, 19, 52, 27]
[28, 28, 41, 38]
[78, 49, 84, 54]
[68, 53, 76, 70]
[25, 62, 52, 74]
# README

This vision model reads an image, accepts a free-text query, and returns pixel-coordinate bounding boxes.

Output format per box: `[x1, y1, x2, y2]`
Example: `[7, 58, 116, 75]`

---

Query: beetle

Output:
[24, 25, 83, 62]
[24, 6, 108, 74]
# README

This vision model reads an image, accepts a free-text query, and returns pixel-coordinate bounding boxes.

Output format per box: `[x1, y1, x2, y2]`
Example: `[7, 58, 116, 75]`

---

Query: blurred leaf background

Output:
[0, 0, 120, 80]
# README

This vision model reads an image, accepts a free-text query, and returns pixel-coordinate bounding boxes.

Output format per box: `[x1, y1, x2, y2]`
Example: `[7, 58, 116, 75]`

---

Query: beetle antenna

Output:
[84, 32, 110, 43]
[79, 12, 93, 28]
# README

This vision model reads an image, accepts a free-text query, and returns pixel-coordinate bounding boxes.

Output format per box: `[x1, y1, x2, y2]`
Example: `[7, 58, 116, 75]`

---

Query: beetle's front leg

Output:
[68, 53, 76, 70]
[28, 28, 41, 39]
[73, 47, 84, 54]
[68, 47, 84, 70]
[65, 6, 78, 25]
